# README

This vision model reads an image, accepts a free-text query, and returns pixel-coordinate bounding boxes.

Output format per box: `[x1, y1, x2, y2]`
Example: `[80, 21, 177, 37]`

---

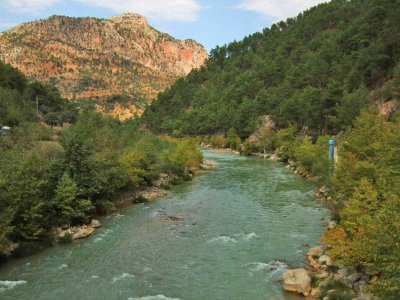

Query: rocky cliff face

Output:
[0, 13, 208, 117]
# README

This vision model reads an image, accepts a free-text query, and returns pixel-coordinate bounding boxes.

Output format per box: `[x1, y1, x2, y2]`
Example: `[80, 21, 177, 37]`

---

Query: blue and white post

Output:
[329, 138, 335, 175]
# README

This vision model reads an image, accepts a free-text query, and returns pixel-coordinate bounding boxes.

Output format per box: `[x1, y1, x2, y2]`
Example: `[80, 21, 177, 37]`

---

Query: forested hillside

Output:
[142, 0, 400, 138]
[0, 61, 76, 127]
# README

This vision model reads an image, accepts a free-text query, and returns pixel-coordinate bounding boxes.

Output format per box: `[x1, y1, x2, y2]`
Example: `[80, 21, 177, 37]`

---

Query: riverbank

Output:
[1, 159, 220, 261]
[204, 145, 371, 299]
[260, 151, 374, 300]
[53, 159, 220, 241]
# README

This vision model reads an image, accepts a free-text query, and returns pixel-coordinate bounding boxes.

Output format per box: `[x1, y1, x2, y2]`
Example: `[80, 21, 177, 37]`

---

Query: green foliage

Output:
[227, 128, 241, 150]
[57, 233, 73, 244]
[275, 124, 297, 161]
[209, 135, 228, 148]
[0, 209, 14, 254]
[121, 150, 158, 187]
[241, 140, 258, 156]
[0, 61, 77, 127]
[170, 138, 203, 175]
[52, 173, 94, 225]
[294, 135, 330, 178]
[0, 149, 54, 242]
[318, 278, 353, 300]
[323, 109, 400, 299]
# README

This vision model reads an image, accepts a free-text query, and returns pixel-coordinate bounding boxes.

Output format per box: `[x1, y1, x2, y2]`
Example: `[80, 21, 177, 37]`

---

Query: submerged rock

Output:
[141, 189, 168, 201]
[200, 159, 219, 170]
[283, 268, 312, 296]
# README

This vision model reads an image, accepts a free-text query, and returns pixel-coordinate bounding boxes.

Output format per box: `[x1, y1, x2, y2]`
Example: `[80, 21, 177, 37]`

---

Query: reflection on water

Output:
[0, 151, 329, 300]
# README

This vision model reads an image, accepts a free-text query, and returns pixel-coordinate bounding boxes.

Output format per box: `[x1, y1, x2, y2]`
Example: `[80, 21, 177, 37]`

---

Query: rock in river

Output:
[283, 268, 312, 296]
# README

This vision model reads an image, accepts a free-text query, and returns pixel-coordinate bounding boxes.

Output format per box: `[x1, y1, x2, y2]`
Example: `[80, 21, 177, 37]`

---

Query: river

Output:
[0, 151, 329, 300]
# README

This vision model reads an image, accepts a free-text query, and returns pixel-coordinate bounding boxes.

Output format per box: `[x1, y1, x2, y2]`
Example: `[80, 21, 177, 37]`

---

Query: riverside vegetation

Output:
[0, 62, 203, 259]
[142, 0, 400, 298]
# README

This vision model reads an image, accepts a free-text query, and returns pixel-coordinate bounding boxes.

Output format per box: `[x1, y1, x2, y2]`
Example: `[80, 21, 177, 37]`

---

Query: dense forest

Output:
[142, 0, 400, 138]
[0, 63, 203, 258]
[142, 0, 400, 298]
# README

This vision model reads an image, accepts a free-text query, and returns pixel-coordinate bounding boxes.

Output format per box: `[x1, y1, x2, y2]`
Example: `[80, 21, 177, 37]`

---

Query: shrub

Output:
[58, 233, 73, 244]
[210, 135, 228, 148]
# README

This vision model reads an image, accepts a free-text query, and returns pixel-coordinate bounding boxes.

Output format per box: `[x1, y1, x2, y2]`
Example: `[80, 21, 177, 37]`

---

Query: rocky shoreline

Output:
[283, 244, 373, 300]
[268, 152, 374, 300]
[52, 160, 219, 244]
[2, 159, 219, 258]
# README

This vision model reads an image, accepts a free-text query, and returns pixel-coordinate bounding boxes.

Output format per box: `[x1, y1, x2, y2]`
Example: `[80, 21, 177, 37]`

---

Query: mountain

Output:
[142, 0, 400, 137]
[0, 13, 208, 118]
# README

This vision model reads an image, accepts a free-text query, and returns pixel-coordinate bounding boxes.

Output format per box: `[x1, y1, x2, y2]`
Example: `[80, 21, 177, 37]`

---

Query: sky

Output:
[0, 0, 328, 51]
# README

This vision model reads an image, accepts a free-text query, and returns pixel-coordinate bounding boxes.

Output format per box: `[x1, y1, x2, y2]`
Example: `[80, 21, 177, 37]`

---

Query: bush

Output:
[241, 140, 258, 156]
[95, 199, 116, 214]
[210, 135, 228, 148]
[294, 135, 330, 179]
[58, 233, 73, 244]
[318, 279, 353, 300]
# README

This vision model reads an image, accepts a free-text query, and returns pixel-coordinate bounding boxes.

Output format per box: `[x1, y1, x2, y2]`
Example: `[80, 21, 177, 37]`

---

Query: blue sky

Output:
[0, 0, 327, 51]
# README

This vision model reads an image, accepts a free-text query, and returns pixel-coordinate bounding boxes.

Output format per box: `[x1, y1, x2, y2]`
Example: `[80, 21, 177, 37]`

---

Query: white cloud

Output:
[78, 0, 203, 22]
[2, 0, 61, 13]
[237, 0, 328, 20]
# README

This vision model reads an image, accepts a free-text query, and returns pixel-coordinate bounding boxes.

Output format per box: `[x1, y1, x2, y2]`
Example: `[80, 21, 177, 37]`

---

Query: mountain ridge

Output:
[0, 13, 208, 118]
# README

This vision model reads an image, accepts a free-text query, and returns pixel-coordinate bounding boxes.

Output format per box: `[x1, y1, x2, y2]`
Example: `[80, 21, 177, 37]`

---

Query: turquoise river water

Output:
[0, 151, 329, 300]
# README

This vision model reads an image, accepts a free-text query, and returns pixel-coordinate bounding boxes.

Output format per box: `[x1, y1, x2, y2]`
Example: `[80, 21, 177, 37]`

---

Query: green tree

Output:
[227, 128, 241, 149]
[53, 173, 94, 225]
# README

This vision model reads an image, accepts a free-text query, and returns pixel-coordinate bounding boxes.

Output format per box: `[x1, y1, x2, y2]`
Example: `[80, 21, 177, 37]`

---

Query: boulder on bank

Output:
[283, 268, 312, 296]
[319, 254, 333, 266]
[91, 219, 101, 228]
[71, 225, 95, 240]
[140, 188, 168, 201]
[268, 153, 280, 161]
[307, 247, 325, 269]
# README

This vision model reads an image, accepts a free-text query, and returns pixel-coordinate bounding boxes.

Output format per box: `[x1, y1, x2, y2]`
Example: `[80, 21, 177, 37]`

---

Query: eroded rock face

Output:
[248, 115, 276, 144]
[0, 13, 208, 118]
[283, 268, 312, 296]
